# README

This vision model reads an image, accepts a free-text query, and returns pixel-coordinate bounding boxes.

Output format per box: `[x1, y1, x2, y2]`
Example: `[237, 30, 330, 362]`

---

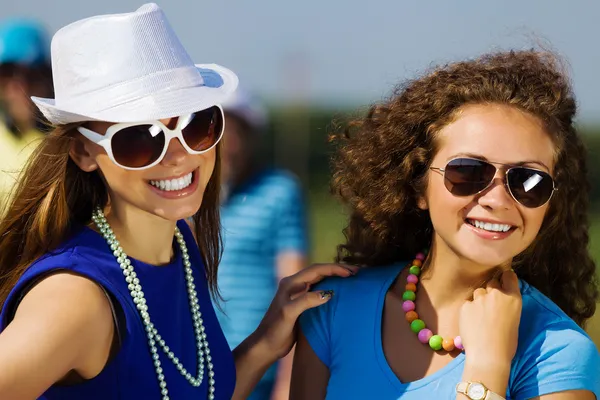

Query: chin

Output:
[457, 243, 517, 268]
[450, 225, 527, 267]
[147, 198, 204, 222]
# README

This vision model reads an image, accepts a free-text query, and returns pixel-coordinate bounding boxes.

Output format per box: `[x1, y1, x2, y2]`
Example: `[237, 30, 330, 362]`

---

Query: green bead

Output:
[410, 319, 425, 333]
[409, 266, 421, 276]
[429, 335, 443, 351]
[402, 290, 416, 301]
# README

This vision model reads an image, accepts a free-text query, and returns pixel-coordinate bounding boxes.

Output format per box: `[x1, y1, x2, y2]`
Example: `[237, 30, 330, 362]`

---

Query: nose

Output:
[160, 137, 188, 166]
[476, 172, 514, 210]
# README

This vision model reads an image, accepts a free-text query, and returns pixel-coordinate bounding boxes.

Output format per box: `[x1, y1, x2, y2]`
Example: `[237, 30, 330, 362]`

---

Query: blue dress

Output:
[0, 220, 236, 399]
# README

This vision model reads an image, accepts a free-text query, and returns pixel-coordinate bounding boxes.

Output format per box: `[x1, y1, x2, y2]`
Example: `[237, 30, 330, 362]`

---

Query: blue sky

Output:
[4, 0, 600, 122]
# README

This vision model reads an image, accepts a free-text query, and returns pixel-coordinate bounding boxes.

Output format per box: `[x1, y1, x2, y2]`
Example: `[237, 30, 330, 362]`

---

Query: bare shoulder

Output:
[0, 271, 115, 398]
[17, 271, 110, 310]
[13, 271, 114, 334]
[13, 271, 116, 369]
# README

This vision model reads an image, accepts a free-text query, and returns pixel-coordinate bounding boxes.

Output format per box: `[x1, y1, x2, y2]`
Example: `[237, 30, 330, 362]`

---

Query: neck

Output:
[419, 236, 508, 308]
[101, 202, 178, 266]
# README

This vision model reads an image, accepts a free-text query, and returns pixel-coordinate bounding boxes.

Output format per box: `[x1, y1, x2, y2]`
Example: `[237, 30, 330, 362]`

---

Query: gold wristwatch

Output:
[456, 382, 505, 400]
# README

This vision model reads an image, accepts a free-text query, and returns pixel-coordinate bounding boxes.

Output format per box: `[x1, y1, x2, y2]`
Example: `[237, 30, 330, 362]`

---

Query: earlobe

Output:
[417, 196, 428, 210]
[69, 137, 98, 172]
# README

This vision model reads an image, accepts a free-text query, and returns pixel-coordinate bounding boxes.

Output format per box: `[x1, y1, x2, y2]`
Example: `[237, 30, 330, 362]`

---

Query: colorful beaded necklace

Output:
[401, 251, 464, 352]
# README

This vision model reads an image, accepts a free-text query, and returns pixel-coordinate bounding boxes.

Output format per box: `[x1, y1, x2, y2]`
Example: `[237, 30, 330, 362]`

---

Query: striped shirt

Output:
[215, 169, 308, 381]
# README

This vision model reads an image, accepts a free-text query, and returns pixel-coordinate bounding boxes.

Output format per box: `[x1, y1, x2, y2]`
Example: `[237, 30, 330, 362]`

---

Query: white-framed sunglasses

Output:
[77, 105, 225, 170]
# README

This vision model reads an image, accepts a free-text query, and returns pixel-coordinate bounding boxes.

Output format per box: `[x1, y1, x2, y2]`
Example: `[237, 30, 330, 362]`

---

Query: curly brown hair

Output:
[331, 50, 598, 327]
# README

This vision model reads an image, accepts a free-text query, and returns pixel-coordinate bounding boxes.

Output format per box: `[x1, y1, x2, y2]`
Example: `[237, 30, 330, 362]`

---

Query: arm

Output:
[272, 252, 307, 400]
[232, 332, 275, 400]
[0, 272, 115, 399]
[533, 392, 596, 399]
[231, 264, 357, 400]
[457, 271, 599, 400]
[458, 358, 511, 399]
[459, 362, 596, 400]
[271, 176, 309, 400]
[276, 252, 307, 282]
[289, 329, 329, 400]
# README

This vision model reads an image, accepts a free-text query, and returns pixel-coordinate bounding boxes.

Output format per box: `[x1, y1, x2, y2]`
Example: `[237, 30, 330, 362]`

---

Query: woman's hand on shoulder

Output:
[232, 263, 356, 399]
[0, 272, 115, 399]
[253, 263, 358, 364]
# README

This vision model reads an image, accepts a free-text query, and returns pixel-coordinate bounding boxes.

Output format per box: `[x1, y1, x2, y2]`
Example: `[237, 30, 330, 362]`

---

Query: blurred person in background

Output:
[217, 88, 309, 400]
[0, 18, 52, 202]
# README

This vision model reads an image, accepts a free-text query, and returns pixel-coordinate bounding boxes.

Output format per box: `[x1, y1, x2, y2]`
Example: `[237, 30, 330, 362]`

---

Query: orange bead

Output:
[405, 283, 417, 292]
[405, 311, 419, 323]
[412, 259, 422, 267]
[442, 338, 455, 352]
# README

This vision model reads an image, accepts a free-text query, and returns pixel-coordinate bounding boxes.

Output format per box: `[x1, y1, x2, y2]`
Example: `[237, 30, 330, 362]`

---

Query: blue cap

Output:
[0, 19, 49, 65]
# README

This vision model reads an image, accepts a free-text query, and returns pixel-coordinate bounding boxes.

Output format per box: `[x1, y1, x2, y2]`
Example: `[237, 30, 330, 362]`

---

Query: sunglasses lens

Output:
[443, 158, 497, 196]
[112, 125, 165, 168]
[181, 106, 223, 152]
[507, 168, 554, 208]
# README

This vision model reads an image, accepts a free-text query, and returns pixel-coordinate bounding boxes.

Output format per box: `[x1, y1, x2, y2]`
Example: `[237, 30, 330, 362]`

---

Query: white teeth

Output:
[471, 220, 511, 232]
[150, 172, 193, 191]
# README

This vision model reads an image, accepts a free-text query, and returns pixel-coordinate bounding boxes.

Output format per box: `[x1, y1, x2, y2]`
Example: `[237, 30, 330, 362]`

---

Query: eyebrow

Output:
[446, 153, 551, 171]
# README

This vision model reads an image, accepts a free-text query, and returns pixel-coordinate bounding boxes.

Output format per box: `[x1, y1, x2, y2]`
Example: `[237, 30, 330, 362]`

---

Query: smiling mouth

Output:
[465, 218, 515, 233]
[148, 171, 195, 192]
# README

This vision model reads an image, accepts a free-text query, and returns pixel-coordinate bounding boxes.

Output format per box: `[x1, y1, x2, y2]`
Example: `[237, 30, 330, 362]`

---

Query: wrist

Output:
[462, 355, 511, 396]
[233, 331, 277, 371]
[463, 358, 511, 381]
[464, 351, 512, 372]
[456, 381, 506, 400]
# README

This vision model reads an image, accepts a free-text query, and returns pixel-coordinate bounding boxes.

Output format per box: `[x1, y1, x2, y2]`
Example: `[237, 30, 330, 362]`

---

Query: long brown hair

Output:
[331, 50, 598, 327]
[0, 125, 223, 310]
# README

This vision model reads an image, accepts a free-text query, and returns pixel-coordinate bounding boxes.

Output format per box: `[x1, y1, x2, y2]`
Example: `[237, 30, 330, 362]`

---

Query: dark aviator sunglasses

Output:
[429, 157, 557, 208]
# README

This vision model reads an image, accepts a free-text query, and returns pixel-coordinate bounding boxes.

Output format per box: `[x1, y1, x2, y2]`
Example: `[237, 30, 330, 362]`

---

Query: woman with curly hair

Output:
[290, 50, 600, 399]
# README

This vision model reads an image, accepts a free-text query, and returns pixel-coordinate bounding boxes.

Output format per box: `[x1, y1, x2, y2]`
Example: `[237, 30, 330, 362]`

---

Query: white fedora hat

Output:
[32, 3, 238, 125]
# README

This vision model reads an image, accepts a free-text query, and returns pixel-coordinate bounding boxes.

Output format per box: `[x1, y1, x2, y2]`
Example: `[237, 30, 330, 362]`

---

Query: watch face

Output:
[467, 383, 486, 400]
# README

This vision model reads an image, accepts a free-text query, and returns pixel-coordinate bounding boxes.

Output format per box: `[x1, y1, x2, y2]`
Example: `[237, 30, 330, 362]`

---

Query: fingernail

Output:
[320, 290, 334, 300]
[343, 266, 358, 275]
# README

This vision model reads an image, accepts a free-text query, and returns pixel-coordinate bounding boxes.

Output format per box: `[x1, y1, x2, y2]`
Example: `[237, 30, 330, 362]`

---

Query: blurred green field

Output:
[306, 189, 600, 348]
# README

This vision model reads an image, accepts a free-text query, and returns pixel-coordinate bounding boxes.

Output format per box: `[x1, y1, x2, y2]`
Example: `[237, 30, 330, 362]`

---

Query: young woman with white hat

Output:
[0, 4, 354, 399]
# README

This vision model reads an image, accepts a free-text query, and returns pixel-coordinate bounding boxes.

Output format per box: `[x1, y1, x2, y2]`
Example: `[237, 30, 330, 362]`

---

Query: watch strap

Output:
[456, 381, 506, 400]
[485, 389, 506, 400]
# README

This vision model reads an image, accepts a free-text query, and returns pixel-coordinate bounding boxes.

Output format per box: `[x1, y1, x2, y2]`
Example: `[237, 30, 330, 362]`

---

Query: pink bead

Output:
[454, 336, 464, 351]
[416, 252, 426, 261]
[417, 328, 433, 344]
[407, 274, 419, 284]
[402, 300, 415, 312]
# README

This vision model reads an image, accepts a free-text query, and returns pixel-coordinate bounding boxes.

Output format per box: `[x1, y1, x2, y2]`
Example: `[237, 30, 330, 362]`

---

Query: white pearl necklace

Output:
[92, 208, 215, 400]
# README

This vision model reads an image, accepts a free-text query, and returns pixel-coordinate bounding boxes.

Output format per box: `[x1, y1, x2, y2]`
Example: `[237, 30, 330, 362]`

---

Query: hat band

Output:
[54, 66, 205, 116]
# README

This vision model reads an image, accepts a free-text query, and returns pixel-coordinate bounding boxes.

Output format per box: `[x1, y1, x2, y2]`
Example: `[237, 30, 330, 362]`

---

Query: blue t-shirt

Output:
[0, 220, 236, 399]
[300, 263, 600, 399]
[216, 169, 307, 381]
